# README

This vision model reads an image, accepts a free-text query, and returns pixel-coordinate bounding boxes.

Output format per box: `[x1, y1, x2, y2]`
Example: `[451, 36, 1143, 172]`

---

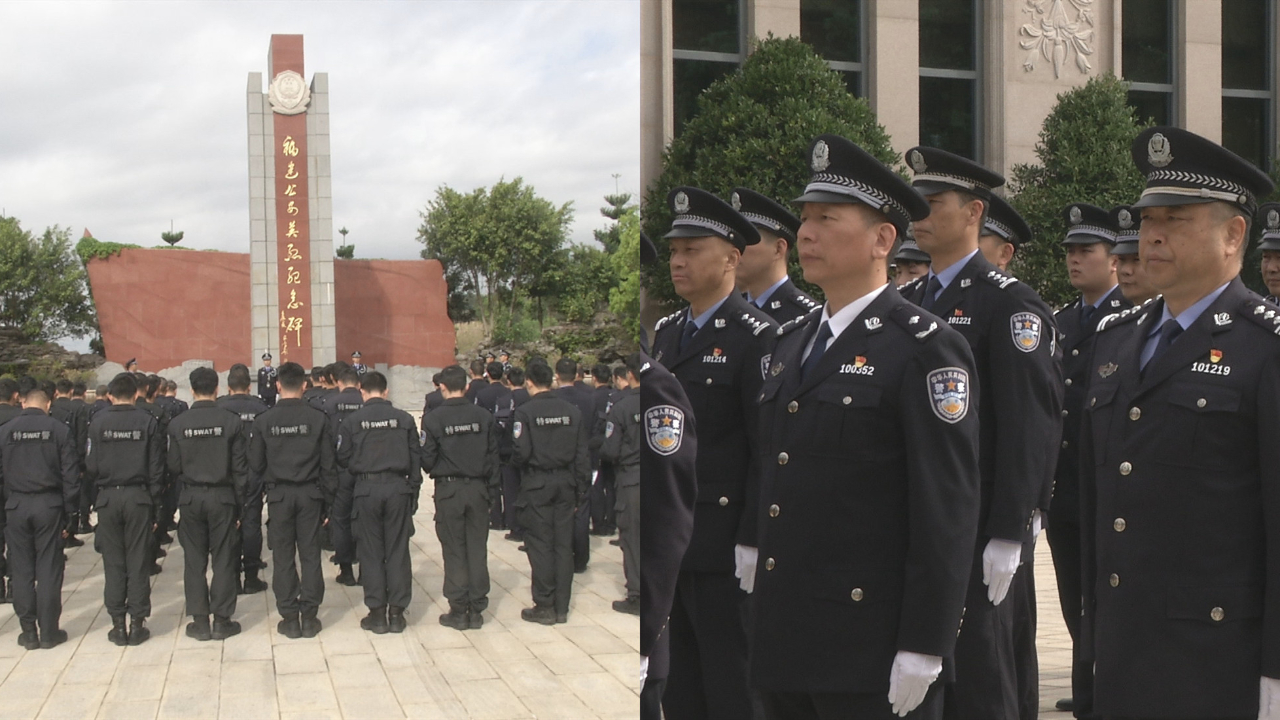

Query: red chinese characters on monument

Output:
[270, 38, 313, 367]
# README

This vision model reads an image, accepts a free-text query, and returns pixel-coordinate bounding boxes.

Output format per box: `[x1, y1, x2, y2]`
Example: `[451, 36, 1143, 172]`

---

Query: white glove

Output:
[734, 544, 758, 593]
[1260, 676, 1280, 720]
[887, 650, 943, 717]
[1030, 510, 1044, 552]
[640, 655, 649, 690]
[982, 538, 1022, 606]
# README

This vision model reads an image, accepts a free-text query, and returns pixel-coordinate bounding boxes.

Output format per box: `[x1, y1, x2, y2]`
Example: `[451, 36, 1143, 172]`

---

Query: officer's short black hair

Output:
[227, 365, 251, 391]
[331, 360, 350, 374]
[469, 359, 486, 377]
[55, 379, 73, 395]
[507, 367, 525, 386]
[145, 375, 162, 399]
[167, 379, 178, 393]
[953, 189, 990, 232]
[95, 384, 108, 398]
[528, 363, 555, 389]
[72, 382, 86, 397]
[592, 364, 611, 384]
[189, 367, 218, 396]
[555, 358, 577, 383]
[108, 373, 138, 401]
[625, 352, 643, 378]
[360, 371, 388, 394]
[337, 368, 360, 386]
[612, 365, 627, 381]
[486, 362, 504, 381]
[440, 365, 467, 392]
[0, 378, 18, 403]
[278, 362, 307, 392]
[311, 366, 326, 383]
[17, 376, 37, 399]
[39, 379, 55, 400]
[431, 372, 443, 387]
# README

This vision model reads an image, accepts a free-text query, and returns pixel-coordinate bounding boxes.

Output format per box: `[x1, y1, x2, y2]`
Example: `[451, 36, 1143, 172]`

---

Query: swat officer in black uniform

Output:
[167, 367, 248, 641]
[257, 354, 278, 408]
[554, 358, 596, 572]
[325, 367, 364, 585]
[600, 353, 641, 616]
[589, 362, 618, 537]
[85, 373, 165, 645]
[422, 373, 445, 419]
[217, 364, 270, 594]
[512, 361, 590, 625]
[69, 382, 96, 535]
[731, 187, 820, 324]
[0, 377, 23, 602]
[0, 388, 78, 649]
[474, 361, 514, 532]
[336, 371, 422, 634]
[900, 146, 1064, 719]
[652, 185, 776, 720]
[136, 374, 173, 570]
[1079, 127, 1280, 719]
[250, 361, 336, 639]
[49, 379, 88, 548]
[421, 364, 499, 631]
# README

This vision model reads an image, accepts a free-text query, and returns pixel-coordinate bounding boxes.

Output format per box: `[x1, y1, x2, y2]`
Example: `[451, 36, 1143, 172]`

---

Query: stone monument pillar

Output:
[247, 34, 336, 369]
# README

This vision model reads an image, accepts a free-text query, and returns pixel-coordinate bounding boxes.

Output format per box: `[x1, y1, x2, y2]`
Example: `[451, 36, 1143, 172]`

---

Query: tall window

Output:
[800, 0, 864, 96]
[1122, 0, 1175, 126]
[919, 0, 979, 159]
[1222, 0, 1273, 170]
[672, 0, 743, 136]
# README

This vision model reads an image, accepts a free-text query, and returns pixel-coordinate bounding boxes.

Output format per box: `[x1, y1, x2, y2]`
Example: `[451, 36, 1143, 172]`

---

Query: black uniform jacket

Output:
[651, 292, 776, 573]
[1052, 286, 1131, 519]
[334, 398, 422, 494]
[166, 401, 249, 506]
[901, 252, 1063, 543]
[0, 409, 79, 514]
[420, 397, 500, 493]
[751, 288, 981, 692]
[512, 392, 591, 500]
[599, 387, 640, 485]
[755, 277, 821, 325]
[50, 397, 89, 470]
[250, 398, 337, 507]
[85, 404, 166, 505]
[1079, 279, 1280, 718]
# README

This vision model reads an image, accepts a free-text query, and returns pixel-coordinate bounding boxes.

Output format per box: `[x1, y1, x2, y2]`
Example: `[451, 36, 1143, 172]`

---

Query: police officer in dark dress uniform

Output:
[748, 134, 980, 719]
[217, 364, 270, 594]
[601, 353, 641, 616]
[421, 365, 499, 631]
[652, 185, 776, 720]
[167, 367, 248, 641]
[731, 187, 821, 325]
[900, 146, 1064, 719]
[893, 237, 932, 288]
[350, 351, 367, 376]
[251, 362, 336, 640]
[978, 194, 1031, 273]
[1047, 203, 1130, 714]
[258, 354, 278, 408]
[1080, 127, 1280, 720]
[1110, 206, 1160, 306]
[85, 373, 165, 645]
[1256, 202, 1280, 304]
[325, 368, 364, 586]
[512, 362, 591, 625]
[0, 388, 78, 649]
[336, 371, 422, 634]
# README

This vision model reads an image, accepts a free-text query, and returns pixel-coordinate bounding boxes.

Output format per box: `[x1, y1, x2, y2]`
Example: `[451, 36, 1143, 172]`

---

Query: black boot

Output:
[277, 613, 302, 639]
[301, 612, 322, 638]
[520, 606, 557, 626]
[128, 616, 150, 645]
[335, 564, 358, 586]
[387, 606, 407, 634]
[468, 609, 484, 630]
[0, 578, 9, 605]
[17, 621, 39, 650]
[39, 628, 67, 649]
[438, 608, 467, 631]
[612, 597, 640, 615]
[186, 615, 212, 641]
[360, 607, 388, 634]
[108, 616, 128, 646]
[242, 569, 267, 594]
[212, 616, 242, 640]
[63, 517, 84, 548]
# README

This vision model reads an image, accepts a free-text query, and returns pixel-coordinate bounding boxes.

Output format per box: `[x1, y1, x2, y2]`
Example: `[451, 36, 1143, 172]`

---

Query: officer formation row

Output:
[0, 349, 642, 650]
[638, 125, 1280, 720]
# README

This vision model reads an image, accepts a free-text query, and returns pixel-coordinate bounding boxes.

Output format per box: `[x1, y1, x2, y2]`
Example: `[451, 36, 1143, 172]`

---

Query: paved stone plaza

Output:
[0, 511, 638, 719]
[1032, 535, 1075, 719]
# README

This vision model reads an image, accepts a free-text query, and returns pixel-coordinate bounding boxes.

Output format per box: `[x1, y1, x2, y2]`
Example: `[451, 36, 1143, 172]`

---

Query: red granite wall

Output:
[333, 259, 456, 368]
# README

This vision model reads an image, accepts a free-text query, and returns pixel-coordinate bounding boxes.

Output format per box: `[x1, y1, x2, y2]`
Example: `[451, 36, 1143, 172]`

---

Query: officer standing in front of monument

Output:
[167, 367, 248, 642]
[350, 351, 367, 376]
[731, 186, 820, 324]
[0, 387, 79, 650]
[600, 353, 641, 617]
[1079, 127, 1280, 719]
[336, 371, 422, 634]
[251, 361, 336, 640]
[325, 366, 364, 586]
[217, 364, 270, 594]
[900, 146, 1063, 719]
[420, 364, 500, 631]
[258, 354, 278, 408]
[651, 186, 776, 720]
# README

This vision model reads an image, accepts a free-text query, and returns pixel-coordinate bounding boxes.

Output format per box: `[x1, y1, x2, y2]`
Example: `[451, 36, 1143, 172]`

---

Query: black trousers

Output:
[178, 486, 240, 618]
[5, 493, 64, 632]
[329, 470, 356, 565]
[616, 479, 639, 600]
[590, 462, 617, 533]
[943, 547, 1018, 720]
[78, 472, 96, 522]
[96, 485, 153, 619]
[500, 465, 521, 536]
[1048, 512, 1094, 709]
[641, 676, 666, 720]
[518, 479, 576, 614]
[761, 685, 944, 720]
[241, 491, 265, 572]
[572, 490, 590, 571]
[1012, 552, 1039, 720]
[664, 570, 753, 720]
[266, 483, 325, 617]
[433, 479, 490, 613]
[353, 479, 414, 610]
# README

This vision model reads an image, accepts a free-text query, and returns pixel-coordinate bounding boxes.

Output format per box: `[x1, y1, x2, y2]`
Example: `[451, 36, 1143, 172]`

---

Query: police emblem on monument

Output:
[673, 191, 690, 214]
[1148, 132, 1173, 167]
[812, 140, 830, 172]
[927, 367, 970, 424]
[645, 405, 685, 456]
[268, 69, 311, 115]
[1010, 312, 1043, 353]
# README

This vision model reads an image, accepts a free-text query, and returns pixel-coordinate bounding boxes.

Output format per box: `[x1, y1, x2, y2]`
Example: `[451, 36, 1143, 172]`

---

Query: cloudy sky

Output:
[0, 0, 639, 264]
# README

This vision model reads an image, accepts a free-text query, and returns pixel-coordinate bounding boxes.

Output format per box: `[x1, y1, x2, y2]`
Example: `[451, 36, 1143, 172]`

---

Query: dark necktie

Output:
[921, 275, 944, 311]
[1080, 304, 1096, 332]
[801, 321, 833, 380]
[679, 320, 699, 353]
[1144, 319, 1184, 371]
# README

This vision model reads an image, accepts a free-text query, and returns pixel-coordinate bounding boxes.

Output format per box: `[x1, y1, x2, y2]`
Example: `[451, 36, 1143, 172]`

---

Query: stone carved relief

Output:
[1018, 0, 1095, 79]
[268, 70, 311, 115]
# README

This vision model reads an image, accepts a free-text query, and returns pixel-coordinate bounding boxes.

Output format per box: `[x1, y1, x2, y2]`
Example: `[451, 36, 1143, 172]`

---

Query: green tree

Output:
[335, 243, 354, 259]
[594, 192, 633, 254]
[0, 217, 97, 343]
[609, 207, 642, 341]
[642, 36, 898, 308]
[1006, 73, 1150, 307]
[541, 244, 616, 324]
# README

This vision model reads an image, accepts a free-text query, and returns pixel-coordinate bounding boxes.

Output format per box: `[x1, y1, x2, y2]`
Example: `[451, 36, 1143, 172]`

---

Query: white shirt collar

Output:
[804, 284, 891, 362]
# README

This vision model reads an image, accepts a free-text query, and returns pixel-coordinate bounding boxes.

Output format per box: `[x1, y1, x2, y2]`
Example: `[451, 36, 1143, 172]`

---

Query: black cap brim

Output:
[1111, 240, 1139, 255]
[911, 181, 960, 198]
[1130, 193, 1219, 209]
[1259, 238, 1280, 252]
[895, 250, 931, 263]
[664, 226, 725, 240]
[1061, 233, 1114, 246]
[793, 190, 859, 205]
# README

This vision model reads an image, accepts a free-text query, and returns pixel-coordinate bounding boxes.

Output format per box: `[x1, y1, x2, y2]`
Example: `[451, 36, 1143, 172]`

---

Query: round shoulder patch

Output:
[645, 405, 685, 456]
[927, 367, 971, 424]
[1010, 312, 1043, 353]
[512, 421, 523, 439]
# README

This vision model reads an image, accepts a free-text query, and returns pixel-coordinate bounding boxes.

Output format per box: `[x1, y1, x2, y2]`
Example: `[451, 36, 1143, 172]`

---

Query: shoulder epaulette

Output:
[1096, 296, 1158, 332]
[889, 305, 941, 342]
[1241, 296, 1280, 336]
[1055, 298, 1082, 318]
[737, 310, 776, 337]
[979, 268, 1019, 290]
[794, 291, 821, 311]
[653, 310, 682, 333]
[776, 307, 820, 337]
[899, 277, 925, 295]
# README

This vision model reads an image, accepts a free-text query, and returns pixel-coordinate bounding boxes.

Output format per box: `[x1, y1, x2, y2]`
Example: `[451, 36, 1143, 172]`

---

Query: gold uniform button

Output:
[1065, 379, 1073, 387]
[1129, 407, 1141, 421]
[1119, 462, 1132, 476]
[1113, 518, 1126, 532]
[768, 504, 780, 518]
[787, 401, 798, 413]
[850, 588, 864, 602]
[777, 452, 789, 465]
[842, 396, 852, 405]
[1109, 573, 1120, 587]
[765, 558, 775, 571]
[1072, 349, 1080, 357]
[1197, 398, 1207, 408]
[718, 496, 729, 507]
[1211, 607, 1225, 622]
